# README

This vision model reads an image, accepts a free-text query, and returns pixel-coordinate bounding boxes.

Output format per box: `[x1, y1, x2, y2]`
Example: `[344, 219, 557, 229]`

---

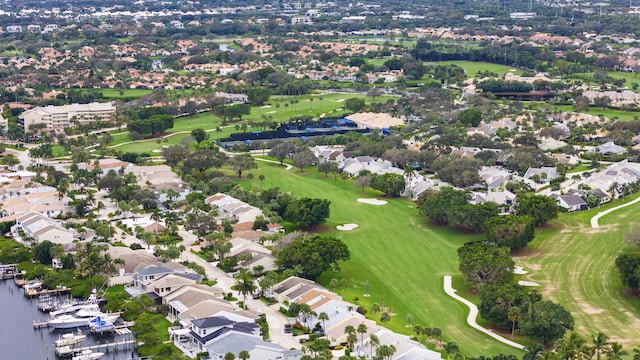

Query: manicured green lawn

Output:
[235, 161, 522, 356]
[424, 61, 525, 76]
[517, 193, 640, 350]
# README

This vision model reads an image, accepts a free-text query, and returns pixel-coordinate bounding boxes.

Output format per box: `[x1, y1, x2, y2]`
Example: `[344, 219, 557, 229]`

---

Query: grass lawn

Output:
[234, 161, 523, 356]
[552, 104, 640, 122]
[424, 61, 525, 76]
[516, 194, 640, 349]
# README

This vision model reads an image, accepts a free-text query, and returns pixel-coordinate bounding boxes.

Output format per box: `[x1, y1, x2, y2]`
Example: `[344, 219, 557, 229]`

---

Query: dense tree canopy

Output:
[484, 215, 536, 250]
[370, 173, 406, 197]
[458, 242, 514, 287]
[479, 284, 542, 330]
[519, 300, 574, 344]
[275, 234, 350, 280]
[516, 195, 559, 226]
[283, 198, 331, 229]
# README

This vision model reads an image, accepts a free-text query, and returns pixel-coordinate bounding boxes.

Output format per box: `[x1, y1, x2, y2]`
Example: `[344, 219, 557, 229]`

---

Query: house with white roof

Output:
[523, 166, 558, 184]
[595, 141, 626, 155]
[205, 193, 264, 224]
[12, 212, 74, 245]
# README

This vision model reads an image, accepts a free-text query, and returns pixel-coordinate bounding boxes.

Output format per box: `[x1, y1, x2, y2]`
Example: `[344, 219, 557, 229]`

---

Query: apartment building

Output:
[19, 102, 116, 133]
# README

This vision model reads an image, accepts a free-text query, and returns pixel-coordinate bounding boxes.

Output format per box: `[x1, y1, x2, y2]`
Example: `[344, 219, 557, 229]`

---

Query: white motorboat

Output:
[38, 294, 57, 312]
[56, 345, 74, 357]
[23, 281, 43, 290]
[48, 313, 119, 329]
[72, 350, 104, 360]
[54, 330, 86, 347]
[50, 289, 100, 317]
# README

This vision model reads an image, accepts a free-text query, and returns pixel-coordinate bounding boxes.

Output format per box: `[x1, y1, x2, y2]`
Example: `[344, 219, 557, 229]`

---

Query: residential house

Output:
[206, 193, 264, 225]
[186, 316, 302, 360]
[6, 25, 22, 33]
[555, 195, 588, 212]
[173, 298, 257, 327]
[595, 141, 626, 155]
[12, 212, 74, 245]
[523, 167, 558, 184]
[272, 276, 327, 303]
[165, 284, 226, 322]
[360, 329, 442, 360]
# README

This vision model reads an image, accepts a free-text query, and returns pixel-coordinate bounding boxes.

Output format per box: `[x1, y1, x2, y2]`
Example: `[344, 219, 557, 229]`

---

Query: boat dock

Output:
[0, 264, 22, 280]
[91, 321, 135, 335]
[67, 339, 137, 354]
[25, 286, 70, 298]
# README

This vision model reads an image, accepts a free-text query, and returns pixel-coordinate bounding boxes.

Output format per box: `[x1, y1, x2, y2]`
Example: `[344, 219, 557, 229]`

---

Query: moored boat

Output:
[48, 313, 119, 329]
[72, 349, 104, 360]
[54, 330, 86, 347]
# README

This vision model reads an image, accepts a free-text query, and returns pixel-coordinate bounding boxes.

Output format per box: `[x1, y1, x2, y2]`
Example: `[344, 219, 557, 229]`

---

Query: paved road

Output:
[590, 195, 640, 228]
[443, 276, 525, 350]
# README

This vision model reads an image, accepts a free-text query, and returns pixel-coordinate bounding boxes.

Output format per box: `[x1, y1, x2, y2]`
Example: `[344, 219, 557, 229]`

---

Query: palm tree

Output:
[339, 279, 347, 298]
[523, 344, 546, 360]
[507, 307, 522, 338]
[593, 332, 610, 360]
[357, 323, 368, 348]
[224, 352, 235, 360]
[607, 343, 628, 360]
[432, 328, 442, 347]
[346, 332, 358, 351]
[247, 173, 254, 191]
[369, 334, 380, 356]
[413, 325, 424, 344]
[258, 174, 265, 190]
[376, 344, 396, 360]
[370, 303, 381, 322]
[380, 312, 391, 326]
[318, 312, 329, 336]
[444, 341, 460, 360]
[234, 268, 256, 310]
[238, 350, 250, 360]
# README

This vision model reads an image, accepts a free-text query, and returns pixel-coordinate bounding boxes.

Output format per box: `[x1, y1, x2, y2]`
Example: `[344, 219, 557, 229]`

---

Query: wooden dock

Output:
[70, 339, 136, 353]
[25, 286, 70, 298]
[0, 264, 21, 280]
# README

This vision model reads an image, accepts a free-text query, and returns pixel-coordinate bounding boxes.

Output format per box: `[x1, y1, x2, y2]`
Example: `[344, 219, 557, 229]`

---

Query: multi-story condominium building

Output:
[19, 102, 116, 133]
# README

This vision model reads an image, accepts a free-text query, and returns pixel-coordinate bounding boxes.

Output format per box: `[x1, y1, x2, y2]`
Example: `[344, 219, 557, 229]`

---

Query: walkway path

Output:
[590, 195, 640, 228]
[443, 276, 525, 350]
[254, 157, 293, 170]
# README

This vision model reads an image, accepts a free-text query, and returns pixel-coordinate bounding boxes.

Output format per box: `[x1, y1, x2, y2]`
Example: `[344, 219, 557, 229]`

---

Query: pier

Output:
[25, 286, 70, 298]
[0, 264, 22, 280]
[67, 339, 137, 354]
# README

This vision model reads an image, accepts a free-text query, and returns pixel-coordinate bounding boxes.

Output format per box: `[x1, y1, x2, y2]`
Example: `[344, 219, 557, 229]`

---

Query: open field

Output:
[516, 194, 640, 349]
[424, 61, 526, 76]
[234, 161, 523, 356]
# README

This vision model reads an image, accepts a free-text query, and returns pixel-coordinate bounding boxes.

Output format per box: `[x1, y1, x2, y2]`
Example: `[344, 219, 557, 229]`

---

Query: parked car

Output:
[284, 324, 292, 333]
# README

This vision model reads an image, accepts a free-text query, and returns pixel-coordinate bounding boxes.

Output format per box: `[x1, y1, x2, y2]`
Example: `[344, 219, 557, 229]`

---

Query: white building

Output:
[19, 102, 116, 133]
[13, 212, 74, 245]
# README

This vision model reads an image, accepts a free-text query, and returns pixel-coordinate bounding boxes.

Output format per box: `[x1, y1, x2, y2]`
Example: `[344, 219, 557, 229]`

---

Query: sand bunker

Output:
[513, 266, 528, 275]
[357, 198, 388, 205]
[337, 223, 359, 231]
[518, 280, 540, 287]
